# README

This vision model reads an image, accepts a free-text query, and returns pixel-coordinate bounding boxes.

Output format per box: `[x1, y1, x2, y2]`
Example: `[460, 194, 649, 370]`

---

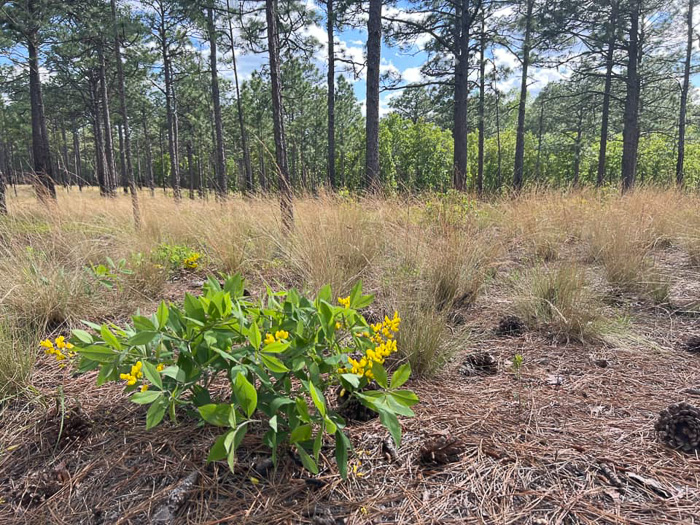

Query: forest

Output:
[2, 1, 700, 524]
[0, 0, 698, 212]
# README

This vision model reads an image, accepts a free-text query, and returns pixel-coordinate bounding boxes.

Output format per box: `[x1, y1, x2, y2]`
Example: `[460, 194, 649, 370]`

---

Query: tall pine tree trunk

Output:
[72, 124, 82, 189]
[573, 107, 584, 186]
[513, 0, 533, 191]
[266, 0, 293, 230]
[327, 0, 336, 189]
[27, 14, 56, 200]
[142, 107, 155, 196]
[453, 0, 471, 191]
[621, 0, 640, 193]
[477, 16, 485, 196]
[365, 0, 382, 190]
[676, 0, 693, 186]
[98, 44, 118, 195]
[91, 78, 108, 196]
[112, 0, 140, 226]
[160, 21, 180, 199]
[596, 3, 617, 187]
[226, 0, 253, 193]
[207, 6, 227, 198]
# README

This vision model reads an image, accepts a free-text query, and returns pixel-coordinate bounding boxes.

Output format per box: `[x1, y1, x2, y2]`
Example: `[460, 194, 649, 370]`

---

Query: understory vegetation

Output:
[0, 186, 694, 395]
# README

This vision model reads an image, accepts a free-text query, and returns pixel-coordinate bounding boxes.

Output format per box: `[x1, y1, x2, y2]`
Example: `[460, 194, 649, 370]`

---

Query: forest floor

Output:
[1, 187, 700, 524]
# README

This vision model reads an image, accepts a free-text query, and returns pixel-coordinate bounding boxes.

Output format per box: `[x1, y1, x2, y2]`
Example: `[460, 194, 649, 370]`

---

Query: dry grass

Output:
[2, 185, 700, 523]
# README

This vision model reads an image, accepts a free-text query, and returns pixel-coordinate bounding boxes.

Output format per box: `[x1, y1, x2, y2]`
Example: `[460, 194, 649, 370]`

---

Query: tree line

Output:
[0, 0, 697, 225]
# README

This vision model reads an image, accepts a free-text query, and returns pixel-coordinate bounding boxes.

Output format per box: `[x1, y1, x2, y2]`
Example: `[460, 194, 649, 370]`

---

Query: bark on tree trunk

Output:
[327, 0, 336, 189]
[226, 0, 253, 193]
[573, 107, 584, 186]
[187, 141, 195, 200]
[676, 0, 693, 186]
[72, 124, 82, 189]
[27, 15, 56, 200]
[365, 0, 382, 190]
[621, 0, 640, 193]
[207, 6, 227, 199]
[142, 108, 155, 196]
[160, 19, 180, 199]
[117, 122, 128, 193]
[535, 100, 544, 180]
[477, 16, 485, 196]
[111, 0, 141, 226]
[597, 2, 617, 187]
[513, 0, 533, 191]
[98, 44, 118, 195]
[91, 78, 108, 196]
[266, 0, 294, 231]
[453, 0, 471, 191]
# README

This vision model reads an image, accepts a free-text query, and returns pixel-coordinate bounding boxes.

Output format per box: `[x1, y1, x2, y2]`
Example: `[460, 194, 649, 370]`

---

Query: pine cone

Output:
[460, 352, 497, 376]
[655, 402, 700, 453]
[495, 315, 525, 337]
[682, 335, 700, 354]
[419, 435, 464, 466]
[336, 385, 378, 422]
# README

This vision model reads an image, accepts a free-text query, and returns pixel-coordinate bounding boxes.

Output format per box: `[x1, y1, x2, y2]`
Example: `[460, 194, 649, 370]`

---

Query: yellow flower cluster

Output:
[342, 312, 401, 380]
[41, 336, 75, 363]
[264, 330, 289, 345]
[183, 253, 201, 270]
[338, 296, 351, 308]
[120, 361, 143, 386]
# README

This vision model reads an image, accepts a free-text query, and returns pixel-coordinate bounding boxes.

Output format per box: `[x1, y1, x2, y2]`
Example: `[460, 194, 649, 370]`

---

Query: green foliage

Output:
[153, 243, 203, 272]
[68, 275, 418, 476]
[87, 257, 132, 290]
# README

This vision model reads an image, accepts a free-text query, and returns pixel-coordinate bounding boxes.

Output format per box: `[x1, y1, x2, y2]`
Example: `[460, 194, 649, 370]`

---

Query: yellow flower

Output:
[335, 321, 342, 330]
[264, 333, 275, 345]
[140, 384, 149, 392]
[156, 363, 165, 372]
[338, 296, 351, 308]
[40, 339, 53, 349]
[274, 330, 289, 340]
[55, 336, 66, 349]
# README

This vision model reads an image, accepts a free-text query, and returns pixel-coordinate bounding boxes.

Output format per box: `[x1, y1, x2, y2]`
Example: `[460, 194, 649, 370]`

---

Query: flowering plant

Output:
[62, 275, 418, 477]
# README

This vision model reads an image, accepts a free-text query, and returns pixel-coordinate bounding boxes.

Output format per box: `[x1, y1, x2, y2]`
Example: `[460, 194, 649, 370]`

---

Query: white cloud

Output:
[401, 66, 423, 83]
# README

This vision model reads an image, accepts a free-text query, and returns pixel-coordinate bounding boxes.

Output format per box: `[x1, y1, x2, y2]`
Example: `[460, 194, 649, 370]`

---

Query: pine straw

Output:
[2, 307, 700, 524]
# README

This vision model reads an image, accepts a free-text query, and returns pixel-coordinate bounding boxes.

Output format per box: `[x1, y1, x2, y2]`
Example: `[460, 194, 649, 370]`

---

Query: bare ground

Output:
[1, 252, 700, 525]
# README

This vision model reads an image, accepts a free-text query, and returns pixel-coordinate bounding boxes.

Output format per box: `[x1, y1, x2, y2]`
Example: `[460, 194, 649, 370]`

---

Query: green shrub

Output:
[60, 276, 418, 478]
[153, 243, 203, 272]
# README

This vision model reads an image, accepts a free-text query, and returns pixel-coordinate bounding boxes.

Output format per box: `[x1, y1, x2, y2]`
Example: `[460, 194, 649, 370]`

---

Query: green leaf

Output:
[75, 345, 117, 363]
[100, 325, 122, 351]
[372, 362, 388, 389]
[324, 415, 337, 435]
[308, 382, 326, 417]
[146, 399, 167, 429]
[290, 424, 312, 443]
[316, 284, 332, 305]
[142, 361, 163, 390]
[156, 301, 169, 329]
[161, 365, 186, 382]
[295, 397, 311, 422]
[379, 410, 402, 448]
[131, 390, 162, 405]
[249, 321, 261, 350]
[198, 404, 232, 427]
[335, 430, 350, 479]
[313, 430, 323, 460]
[390, 390, 420, 407]
[261, 354, 289, 373]
[132, 315, 156, 331]
[207, 431, 231, 463]
[261, 341, 291, 354]
[390, 363, 411, 389]
[295, 444, 319, 474]
[340, 373, 360, 389]
[269, 415, 278, 432]
[127, 331, 158, 346]
[184, 293, 205, 323]
[71, 329, 93, 344]
[233, 373, 258, 417]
